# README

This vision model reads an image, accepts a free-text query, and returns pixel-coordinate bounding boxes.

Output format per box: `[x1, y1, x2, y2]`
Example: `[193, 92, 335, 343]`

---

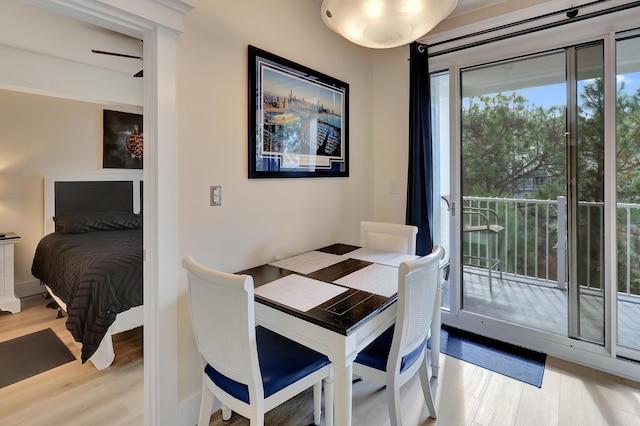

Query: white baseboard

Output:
[15, 279, 47, 298]
[178, 390, 221, 426]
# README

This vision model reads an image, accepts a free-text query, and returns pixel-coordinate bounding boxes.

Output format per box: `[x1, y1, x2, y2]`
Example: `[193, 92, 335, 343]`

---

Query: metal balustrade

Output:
[460, 196, 640, 299]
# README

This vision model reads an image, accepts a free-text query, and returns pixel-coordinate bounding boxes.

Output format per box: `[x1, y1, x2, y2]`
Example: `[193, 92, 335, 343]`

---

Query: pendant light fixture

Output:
[321, 0, 459, 49]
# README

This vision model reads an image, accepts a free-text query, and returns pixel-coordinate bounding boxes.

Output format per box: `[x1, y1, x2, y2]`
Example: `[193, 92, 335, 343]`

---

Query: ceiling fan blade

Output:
[91, 49, 143, 60]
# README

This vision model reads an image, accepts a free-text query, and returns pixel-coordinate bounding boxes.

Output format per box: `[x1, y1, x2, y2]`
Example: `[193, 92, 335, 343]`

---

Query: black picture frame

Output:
[248, 45, 349, 178]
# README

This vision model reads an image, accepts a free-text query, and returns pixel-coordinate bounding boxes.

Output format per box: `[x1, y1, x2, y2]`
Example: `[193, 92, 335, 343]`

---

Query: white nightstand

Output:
[0, 233, 21, 313]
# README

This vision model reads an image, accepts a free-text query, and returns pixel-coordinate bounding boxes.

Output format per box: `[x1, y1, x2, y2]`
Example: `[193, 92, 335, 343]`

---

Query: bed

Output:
[31, 172, 144, 369]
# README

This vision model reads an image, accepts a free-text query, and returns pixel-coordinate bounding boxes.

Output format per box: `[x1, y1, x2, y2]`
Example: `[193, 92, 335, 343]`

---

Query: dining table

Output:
[236, 243, 445, 426]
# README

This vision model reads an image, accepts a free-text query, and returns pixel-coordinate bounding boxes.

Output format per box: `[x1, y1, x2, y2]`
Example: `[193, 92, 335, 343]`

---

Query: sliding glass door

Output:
[431, 71, 451, 310]
[569, 43, 605, 343]
[428, 4, 640, 374]
[616, 34, 640, 355]
[457, 42, 606, 345]
[459, 51, 569, 335]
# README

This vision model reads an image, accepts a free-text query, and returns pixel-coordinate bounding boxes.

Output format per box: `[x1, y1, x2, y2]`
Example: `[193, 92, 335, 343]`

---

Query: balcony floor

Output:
[444, 268, 640, 352]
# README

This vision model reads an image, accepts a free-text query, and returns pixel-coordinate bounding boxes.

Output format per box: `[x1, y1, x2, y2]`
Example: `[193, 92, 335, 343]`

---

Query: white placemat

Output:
[269, 250, 346, 274]
[346, 247, 419, 267]
[333, 263, 399, 297]
[255, 274, 348, 312]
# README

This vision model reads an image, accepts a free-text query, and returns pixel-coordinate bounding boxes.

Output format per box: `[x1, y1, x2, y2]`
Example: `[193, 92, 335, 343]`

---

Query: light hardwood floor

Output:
[0, 294, 143, 425]
[208, 355, 640, 426]
[3, 294, 640, 425]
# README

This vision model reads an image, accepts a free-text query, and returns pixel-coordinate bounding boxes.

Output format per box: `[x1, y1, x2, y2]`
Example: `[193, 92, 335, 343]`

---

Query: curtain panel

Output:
[406, 42, 433, 256]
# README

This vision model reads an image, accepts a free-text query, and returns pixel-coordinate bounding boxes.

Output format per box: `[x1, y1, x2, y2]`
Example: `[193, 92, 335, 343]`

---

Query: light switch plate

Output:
[210, 186, 222, 206]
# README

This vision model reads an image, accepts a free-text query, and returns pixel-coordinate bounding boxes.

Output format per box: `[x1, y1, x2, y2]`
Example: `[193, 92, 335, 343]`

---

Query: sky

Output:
[477, 72, 640, 110]
[261, 65, 344, 115]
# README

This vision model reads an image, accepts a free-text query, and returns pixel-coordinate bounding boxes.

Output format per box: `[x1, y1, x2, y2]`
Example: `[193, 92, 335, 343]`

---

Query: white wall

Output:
[175, 0, 382, 409]
[0, 89, 142, 290]
[371, 47, 411, 223]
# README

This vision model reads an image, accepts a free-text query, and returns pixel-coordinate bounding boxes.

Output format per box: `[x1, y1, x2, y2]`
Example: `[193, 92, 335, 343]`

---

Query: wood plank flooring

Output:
[207, 354, 640, 426]
[3, 293, 640, 425]
[0, 294, 143, 425]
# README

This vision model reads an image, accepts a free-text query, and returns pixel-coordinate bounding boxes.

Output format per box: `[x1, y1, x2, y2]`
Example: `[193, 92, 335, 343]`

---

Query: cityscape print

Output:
[255, 60, 347, 173]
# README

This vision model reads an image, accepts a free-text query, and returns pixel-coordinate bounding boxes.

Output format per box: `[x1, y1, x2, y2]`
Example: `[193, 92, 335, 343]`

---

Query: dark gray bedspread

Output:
[31, 229, 143, 362]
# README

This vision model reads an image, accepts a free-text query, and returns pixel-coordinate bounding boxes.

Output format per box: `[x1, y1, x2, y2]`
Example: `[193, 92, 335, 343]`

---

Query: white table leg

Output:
[332, 360, 353, 426]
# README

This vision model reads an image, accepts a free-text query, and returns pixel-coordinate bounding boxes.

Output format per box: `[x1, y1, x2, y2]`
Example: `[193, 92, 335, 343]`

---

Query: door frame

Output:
[429, 7, 640, 382]
[23, 1, 193, 424]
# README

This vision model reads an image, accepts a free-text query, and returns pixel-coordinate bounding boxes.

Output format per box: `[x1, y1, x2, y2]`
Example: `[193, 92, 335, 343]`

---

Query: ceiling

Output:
[1, 0, 144, 78]
[0, 0, 506, 78]
[450, 0, 508, 16]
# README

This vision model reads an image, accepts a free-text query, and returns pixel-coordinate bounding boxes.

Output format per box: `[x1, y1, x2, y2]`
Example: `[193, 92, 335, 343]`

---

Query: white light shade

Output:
[321, 0, 459, 49]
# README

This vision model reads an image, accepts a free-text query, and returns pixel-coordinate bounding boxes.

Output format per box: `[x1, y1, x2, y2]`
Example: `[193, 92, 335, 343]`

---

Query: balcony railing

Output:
[462, 196, 640, 299]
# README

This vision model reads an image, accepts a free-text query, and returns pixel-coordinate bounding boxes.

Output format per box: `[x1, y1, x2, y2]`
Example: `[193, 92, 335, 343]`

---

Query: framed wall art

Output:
[103, 109, 143, 169]
[248, 45, 349, 178]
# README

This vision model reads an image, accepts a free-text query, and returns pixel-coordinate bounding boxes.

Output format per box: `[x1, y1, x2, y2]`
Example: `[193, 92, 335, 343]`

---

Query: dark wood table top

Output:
[237, 244, 397, 336]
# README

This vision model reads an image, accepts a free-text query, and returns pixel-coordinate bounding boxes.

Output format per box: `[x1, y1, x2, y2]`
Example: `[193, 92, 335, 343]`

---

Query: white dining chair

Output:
[353, 245, 444, 425]
[462, 206, 504, 291]
[182, 256, 334, 426]
[360, 220, 418, 255]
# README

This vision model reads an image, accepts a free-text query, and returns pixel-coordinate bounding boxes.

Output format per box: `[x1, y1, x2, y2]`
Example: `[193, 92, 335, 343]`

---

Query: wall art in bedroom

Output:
[103, 109, 143, 169]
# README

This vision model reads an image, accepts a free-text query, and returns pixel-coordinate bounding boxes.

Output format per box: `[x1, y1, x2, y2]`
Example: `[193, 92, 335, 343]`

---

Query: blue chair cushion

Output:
[354, 325, 426, 373]
[204, 326, 330, 404]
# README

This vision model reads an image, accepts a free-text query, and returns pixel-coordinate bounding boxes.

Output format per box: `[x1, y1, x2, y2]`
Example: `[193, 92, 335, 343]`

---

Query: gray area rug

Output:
[0, 328, 76, 388]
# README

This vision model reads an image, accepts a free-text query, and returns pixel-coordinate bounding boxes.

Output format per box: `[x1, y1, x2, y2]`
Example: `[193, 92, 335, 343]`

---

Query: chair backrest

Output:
[388, 246, 444, 373]
[360, 221, 418, 255]
[182, 256, 263, 402]
[463, 206, 504, 233]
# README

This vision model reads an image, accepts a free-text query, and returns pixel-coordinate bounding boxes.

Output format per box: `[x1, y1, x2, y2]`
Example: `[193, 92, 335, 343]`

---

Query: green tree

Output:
[461, 79, 640, 294]
[461, 92, 567, 279]
[616, 82, 640, 295]
[575, 78, 605, 289]
[462, 92, 566, 198]
[616, 82, 640, 203]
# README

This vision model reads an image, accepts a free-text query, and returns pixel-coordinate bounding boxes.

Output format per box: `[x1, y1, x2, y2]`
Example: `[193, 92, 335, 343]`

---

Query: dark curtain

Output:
[406, 42, 433, 256]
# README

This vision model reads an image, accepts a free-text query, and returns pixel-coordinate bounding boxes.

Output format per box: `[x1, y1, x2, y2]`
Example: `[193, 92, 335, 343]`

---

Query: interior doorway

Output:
[19, 0, 189, 424]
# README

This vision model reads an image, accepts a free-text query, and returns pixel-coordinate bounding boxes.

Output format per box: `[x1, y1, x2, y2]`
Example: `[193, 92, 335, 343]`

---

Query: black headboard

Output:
[44, 172, 143, 234]
[55, 181, 134, 215]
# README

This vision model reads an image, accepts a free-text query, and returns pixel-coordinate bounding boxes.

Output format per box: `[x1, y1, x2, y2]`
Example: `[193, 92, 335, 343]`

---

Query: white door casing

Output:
[22, 1, 194, 425]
